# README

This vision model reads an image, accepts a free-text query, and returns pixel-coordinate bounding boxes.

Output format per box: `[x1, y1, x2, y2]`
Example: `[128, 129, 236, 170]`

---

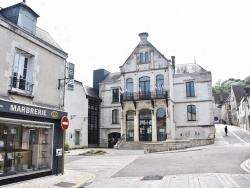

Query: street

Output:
[63, 124, 250, 187]
[4, 124, 250, 188]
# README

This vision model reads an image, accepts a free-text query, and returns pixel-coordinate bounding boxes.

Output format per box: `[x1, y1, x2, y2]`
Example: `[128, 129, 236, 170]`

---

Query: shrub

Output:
[64, 142, 70, 151]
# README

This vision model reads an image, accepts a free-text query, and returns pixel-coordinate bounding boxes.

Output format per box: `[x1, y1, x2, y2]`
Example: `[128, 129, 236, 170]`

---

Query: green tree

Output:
[212, 78, 244, 94]
[244, 75, 250, 84]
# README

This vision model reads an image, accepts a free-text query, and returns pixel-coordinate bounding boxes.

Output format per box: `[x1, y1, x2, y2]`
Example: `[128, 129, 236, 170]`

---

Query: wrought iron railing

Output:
[121, 90, 167, 101]
[10, 77, 34, 93]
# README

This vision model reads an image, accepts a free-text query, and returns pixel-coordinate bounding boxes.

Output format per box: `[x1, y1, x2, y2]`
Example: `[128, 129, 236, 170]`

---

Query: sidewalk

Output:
[3, 169, 92, 188]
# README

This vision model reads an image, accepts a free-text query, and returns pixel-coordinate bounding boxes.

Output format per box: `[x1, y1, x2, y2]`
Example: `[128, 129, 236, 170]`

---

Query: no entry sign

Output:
[61, 116, 69, 131]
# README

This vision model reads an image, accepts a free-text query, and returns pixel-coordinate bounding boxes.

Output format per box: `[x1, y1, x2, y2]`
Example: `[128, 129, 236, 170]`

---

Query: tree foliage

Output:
[244, 75, 250, 84]
[212, 78, 244, 94]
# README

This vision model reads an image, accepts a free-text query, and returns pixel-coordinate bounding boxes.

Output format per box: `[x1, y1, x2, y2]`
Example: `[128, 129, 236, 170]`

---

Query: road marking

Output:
[229, 130, 247, 143]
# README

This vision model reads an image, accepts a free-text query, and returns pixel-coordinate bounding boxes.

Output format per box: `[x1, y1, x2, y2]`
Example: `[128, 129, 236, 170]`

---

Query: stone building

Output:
[0, 2, 68, 184]
[65, 78, 101, 148]
[213, 93, 229, 123]
[97, 33, 214, 148]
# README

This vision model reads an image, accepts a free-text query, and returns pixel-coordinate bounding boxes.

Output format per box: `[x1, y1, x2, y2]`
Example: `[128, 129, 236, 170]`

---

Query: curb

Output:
[71, 172, 93, 188]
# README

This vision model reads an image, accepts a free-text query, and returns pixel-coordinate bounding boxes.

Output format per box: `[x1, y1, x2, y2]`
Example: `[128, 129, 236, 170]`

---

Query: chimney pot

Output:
[138, 32, 149, 44]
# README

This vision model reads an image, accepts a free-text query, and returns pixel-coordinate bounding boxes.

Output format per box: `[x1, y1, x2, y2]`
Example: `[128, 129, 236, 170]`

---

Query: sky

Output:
[1, 0, 250, 87]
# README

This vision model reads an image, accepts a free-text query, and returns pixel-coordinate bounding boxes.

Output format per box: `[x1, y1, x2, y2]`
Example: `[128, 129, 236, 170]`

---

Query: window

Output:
[139, 77, 150, 99]
[157, 109, 166, 141]
[88, 100, 99, 145]
[112, 88, 119, 102]
[75, 130, 80, 145]
[140, 53, 144, 63]
[112, 109, 119, 124]
[126, 110, 134, 141]
[145, 52, 149, 62]
[140, 52, 149, 63]
[125, 78, 134, 100]
[186, 81, 195, 97]
[187, 105, 196, 121]
[12, 51, 33, 92]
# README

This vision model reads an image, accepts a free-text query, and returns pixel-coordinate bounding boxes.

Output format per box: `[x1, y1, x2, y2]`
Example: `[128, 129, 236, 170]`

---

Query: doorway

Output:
[139, 109, 152, 141]
[108, 132, 121, 148]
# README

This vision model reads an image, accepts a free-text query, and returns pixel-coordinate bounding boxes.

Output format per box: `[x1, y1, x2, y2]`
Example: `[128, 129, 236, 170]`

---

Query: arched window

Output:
[126, 78, 133, 92]
[145, 52, 149, 62]
[140, 53, 144, 63]
[187, 105, 196, 121]
[156, 75, 164, 91]
[157, 108, 166, 141]
[139, 77, 150, 99]
[139, 109, 152, 141]
[126, 110, 134, 141]
[112, 109, 119, 124]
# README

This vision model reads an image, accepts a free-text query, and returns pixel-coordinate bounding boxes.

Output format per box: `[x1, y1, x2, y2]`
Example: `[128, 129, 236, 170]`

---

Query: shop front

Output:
[0, 99, 66, 185]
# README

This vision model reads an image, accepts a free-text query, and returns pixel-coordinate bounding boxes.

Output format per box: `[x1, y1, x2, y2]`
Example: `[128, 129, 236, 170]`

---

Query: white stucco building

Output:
[98, 33, 214, 148]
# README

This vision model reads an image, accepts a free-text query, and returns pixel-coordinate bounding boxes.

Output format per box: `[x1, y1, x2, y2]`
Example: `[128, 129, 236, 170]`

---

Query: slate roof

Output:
[0, 4, 67, 56]
[213, 93, 230, 104]
[35, 27, 63, 51]
[101, 72, 121, 84]
[83, 85, 101, 101]
[232, 85, 245, 104]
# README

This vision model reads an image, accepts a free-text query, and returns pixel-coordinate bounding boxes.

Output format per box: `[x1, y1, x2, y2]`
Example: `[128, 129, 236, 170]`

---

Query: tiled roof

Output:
[232, 85, 245, 104]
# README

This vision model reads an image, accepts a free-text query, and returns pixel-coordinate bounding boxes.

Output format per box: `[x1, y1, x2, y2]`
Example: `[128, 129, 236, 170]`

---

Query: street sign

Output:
[61, 116, 69, 131]
[56, 148, 62, 156]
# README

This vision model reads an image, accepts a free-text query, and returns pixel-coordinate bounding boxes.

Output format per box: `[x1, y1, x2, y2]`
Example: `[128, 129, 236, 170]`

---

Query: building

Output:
[65, 78, 101, 148]
[0, 2, 68, 184]
[230, 85, 245, 126]
[98, 33, 214, 148]
[213, 93, 229, 123]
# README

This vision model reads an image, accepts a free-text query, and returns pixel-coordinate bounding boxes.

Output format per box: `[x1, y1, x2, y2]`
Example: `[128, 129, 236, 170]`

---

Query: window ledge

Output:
[185, 96, 197, 99]
[186, 120, 198, 123]
[8, 89, 34, 99]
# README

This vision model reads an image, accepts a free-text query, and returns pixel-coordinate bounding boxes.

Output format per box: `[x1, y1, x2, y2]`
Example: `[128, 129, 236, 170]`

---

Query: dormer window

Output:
[140, 52, 149, 64]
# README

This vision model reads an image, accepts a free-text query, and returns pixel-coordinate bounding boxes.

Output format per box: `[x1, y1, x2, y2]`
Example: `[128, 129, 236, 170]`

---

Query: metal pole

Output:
[62, 130, 65, 175]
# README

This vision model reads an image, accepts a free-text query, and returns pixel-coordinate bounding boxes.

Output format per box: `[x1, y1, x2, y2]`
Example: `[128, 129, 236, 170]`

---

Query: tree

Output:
[212, 78, 244, 94]
[244, 75, 250, 84]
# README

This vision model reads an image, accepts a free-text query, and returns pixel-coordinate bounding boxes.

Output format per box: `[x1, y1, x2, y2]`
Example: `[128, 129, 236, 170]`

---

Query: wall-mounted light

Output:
[70, 115, 76, 120]
[83, 117, 88, 121]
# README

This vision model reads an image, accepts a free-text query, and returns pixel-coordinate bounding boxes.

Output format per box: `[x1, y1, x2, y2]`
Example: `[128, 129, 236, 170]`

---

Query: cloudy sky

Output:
[1, 0, 250, 86]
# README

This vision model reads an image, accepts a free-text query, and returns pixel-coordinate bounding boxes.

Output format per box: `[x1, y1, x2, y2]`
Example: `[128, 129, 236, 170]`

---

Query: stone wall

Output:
[144, 138, 214, 154]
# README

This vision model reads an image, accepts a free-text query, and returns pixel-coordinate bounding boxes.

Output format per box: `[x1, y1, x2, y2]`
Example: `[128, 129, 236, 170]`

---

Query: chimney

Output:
[171, 56, 175, 71]
[138, 32, 149, 45]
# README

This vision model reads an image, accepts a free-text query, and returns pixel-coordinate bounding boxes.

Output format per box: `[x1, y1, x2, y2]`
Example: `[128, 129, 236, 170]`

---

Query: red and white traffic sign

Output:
[61, 116, 69, 131]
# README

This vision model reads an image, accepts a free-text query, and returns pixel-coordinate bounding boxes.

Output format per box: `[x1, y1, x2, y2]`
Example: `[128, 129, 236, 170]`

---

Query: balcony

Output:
[9, 77, 34, 94]
[121, 90, 167, 101]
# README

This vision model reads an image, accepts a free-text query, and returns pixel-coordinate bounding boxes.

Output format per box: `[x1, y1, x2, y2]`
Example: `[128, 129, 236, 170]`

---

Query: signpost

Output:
[60, 116, 69, 175]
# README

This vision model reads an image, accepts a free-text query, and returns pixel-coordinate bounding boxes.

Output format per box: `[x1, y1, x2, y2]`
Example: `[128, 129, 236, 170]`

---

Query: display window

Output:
[0, 123, 53, 178]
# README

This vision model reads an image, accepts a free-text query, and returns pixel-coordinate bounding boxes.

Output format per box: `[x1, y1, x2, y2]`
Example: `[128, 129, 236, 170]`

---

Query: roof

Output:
[83, 85, 101, 101]
[0, 2, 39, 17]
[213, 93, 230, 104]
[35, 27, 63, 51]
[0, 4, 67, 56]
[120, 41, 170, 68]
[232, 85, 245, 104]
[101, 72, 121, 84]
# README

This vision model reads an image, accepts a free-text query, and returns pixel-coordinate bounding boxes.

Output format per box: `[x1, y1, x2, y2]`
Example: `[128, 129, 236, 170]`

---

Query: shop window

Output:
[112, 88, 119, 103]
[186, 81, 195, 97]
[0, 123, 52, 177]
[126, 111, 134, 141]
[157, 108, 166, 141]
[112, 109, 119, 124]
[11, 50, 34, 93]
[187, 105, 196, 121]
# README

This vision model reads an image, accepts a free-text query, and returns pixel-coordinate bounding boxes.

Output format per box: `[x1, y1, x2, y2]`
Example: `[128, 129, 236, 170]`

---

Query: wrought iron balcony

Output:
[121, 90, 167, 101]
[10, 77, 34, 93]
